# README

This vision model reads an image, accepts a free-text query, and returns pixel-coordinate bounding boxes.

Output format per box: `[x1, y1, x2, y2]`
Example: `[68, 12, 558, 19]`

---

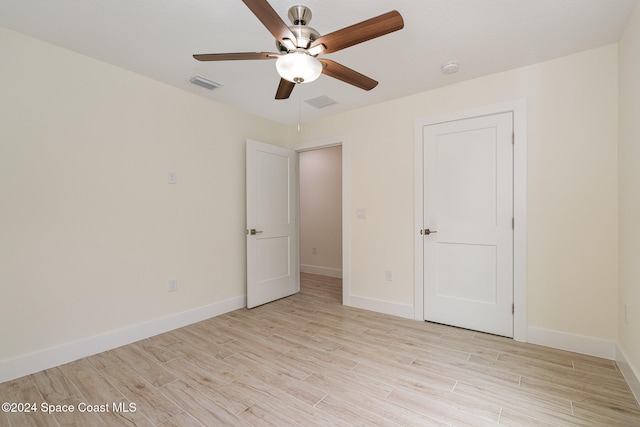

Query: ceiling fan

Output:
[193, 0, 404, 100]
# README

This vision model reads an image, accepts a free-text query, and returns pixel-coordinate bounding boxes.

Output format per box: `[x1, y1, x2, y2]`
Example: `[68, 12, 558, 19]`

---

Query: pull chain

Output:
[297, 85, 302, 132]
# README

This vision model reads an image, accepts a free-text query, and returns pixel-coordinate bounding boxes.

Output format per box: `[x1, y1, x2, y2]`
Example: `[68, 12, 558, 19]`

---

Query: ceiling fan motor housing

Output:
[276, 5, 320, 52]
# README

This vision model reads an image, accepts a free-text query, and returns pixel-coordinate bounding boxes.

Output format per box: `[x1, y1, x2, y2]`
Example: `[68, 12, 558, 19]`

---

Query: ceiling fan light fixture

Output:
[276, 52, 322, 84]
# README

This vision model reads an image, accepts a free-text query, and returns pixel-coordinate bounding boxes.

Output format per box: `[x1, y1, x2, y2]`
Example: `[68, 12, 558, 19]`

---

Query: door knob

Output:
[248, 229, 263, 235]
[421, 229, 437, 235]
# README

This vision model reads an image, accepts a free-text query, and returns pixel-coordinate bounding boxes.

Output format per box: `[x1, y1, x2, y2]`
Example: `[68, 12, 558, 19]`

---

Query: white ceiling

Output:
[1, 0, 636, 125]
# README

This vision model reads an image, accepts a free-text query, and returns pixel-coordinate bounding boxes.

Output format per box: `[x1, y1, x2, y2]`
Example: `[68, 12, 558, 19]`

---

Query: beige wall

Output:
[0, 27, 289, 362]
[0, 24, 631, 379]
[297, 44, 620, 342]
[299, 146, 342, 275]
[619, 2, 640, 383]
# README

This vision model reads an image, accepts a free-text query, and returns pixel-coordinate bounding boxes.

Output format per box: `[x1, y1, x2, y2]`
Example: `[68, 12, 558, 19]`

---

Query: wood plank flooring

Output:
[1, 273, 639, 426]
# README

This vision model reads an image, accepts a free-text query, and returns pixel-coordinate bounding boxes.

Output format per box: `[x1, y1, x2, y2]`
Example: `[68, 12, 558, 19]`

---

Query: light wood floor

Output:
[2, 273, 639, 426]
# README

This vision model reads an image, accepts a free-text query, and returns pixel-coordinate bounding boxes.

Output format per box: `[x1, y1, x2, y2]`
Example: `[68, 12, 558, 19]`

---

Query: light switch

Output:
[168, 172, 177, 184]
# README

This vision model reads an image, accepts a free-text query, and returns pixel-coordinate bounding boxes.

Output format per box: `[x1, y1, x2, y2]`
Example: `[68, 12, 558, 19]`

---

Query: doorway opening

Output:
[295, 136, 349, 305]
[298, 145, 343, 280]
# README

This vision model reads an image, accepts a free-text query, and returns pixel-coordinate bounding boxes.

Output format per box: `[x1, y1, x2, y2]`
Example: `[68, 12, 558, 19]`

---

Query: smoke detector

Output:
[441, 62, 459, 75]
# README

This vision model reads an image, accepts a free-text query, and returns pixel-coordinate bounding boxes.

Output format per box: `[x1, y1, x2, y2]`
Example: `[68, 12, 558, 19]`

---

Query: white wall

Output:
[299, 146, 343, 277]
[297, 45, 620, 344]
[618, 1, 640, 397]
[0, 27, 290, 379]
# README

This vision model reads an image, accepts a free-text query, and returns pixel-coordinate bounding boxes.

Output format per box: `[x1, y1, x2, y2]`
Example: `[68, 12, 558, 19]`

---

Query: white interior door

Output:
[422, 112, 514, 337]
[246, 139, 298, 308]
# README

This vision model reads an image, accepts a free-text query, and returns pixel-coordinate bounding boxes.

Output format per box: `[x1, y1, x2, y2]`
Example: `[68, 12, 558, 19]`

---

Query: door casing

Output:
[414, 99, 528, 342]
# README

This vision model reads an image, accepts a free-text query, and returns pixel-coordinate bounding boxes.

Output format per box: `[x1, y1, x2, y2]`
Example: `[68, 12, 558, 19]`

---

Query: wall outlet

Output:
[168, 279, 177, 292]
[357, 208, 367, 219]
[312, 247, 317, 255]
[385, 270, 393, 281]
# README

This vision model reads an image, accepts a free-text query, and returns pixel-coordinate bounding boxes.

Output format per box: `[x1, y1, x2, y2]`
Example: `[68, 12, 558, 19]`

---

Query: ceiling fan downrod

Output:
[288, 5, 312, 25]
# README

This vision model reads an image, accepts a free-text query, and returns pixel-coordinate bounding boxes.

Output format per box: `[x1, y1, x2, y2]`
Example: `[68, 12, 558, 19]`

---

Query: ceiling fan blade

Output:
[193, 52, 278, 61]
[310, 10, 404, 54]
[242, 0, 298, 46]
[275, 78, 295, 99]
[319, 59, 378, 91]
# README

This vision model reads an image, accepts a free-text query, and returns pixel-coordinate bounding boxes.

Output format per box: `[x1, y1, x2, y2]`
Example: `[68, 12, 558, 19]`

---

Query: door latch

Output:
[420, 229, 437, 235]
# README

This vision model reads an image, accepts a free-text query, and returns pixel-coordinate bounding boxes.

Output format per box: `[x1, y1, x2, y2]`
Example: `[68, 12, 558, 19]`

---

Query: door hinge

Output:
[512, 303, 515, 315]
[512, 218, 515, 229]
[512, 132, 515, 144]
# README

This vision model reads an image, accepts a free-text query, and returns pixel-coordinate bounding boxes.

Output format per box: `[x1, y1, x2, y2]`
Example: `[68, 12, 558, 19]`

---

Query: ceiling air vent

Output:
[305, 95, 337, 109]
[189, 75, 221, 90]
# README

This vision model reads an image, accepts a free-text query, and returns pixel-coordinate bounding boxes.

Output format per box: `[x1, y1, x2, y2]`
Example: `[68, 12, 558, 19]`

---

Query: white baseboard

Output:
[300, 264, 343, 278]
[525, 327, 640, 404]
[347, 295, 414, 320]
[527, 326, 617, 360]
[0, 295, 246, 384]
[616, 344, 640, 404]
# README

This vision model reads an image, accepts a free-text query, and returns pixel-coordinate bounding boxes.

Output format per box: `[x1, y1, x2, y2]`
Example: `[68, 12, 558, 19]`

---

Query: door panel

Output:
[256, 236, 291, 280]
[246, 140, 298, 309]
[423, 113, 513, 337]
[256, 150, 291, 224]
[437, 243, 497, 303]
[436, 128, 497, 225]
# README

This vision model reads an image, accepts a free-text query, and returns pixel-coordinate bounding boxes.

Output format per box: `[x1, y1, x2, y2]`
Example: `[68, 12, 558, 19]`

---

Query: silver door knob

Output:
[248, 229, 263, 235]
[421, 229, 437, 235]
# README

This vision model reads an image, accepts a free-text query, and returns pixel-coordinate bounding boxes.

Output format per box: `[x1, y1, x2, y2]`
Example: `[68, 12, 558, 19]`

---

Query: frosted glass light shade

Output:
[276, 53, 322, 84]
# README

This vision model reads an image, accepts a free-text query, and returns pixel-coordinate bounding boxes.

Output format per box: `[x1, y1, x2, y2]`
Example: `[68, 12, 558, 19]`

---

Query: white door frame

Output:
[414, 99, 528, 342]
[294, 136, 350, 306]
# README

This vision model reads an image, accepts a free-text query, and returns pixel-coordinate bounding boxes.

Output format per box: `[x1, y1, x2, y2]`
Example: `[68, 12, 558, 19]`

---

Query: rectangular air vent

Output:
[189, 75, 221, 90]
[305, 95, 337, 109]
